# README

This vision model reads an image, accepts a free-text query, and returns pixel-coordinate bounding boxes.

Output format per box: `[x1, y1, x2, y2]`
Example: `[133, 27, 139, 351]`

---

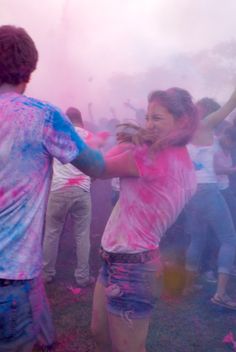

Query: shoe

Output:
[202, 270, 217, 283]
[75, 276, 95, 288]
[211, 294, 236, 310]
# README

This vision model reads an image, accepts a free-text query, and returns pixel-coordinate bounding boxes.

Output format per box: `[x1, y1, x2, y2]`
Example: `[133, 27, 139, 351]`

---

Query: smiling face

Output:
[145, 101, 176, 138]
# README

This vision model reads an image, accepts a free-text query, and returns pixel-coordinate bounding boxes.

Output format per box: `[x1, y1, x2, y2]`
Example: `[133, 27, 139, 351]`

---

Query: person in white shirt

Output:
[43, 107, 94, 287]
[184, 91, 236, 310]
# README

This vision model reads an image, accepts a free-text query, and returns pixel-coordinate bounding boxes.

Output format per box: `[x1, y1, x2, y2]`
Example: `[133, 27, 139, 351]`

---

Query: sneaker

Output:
[202, 270, 217, 283]
[75, 276, 95, 288]
[211, 294, 236, 310]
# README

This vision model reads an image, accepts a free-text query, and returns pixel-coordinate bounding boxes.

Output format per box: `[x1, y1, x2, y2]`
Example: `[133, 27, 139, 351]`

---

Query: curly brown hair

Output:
[0, 25, 38, 85]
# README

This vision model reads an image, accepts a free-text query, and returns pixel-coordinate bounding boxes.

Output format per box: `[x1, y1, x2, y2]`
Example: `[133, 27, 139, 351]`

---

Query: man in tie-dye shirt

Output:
[0, 25, 104, 351]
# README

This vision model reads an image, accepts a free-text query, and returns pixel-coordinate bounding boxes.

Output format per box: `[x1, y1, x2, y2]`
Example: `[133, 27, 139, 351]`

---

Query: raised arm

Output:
[204, 88, 236, 129]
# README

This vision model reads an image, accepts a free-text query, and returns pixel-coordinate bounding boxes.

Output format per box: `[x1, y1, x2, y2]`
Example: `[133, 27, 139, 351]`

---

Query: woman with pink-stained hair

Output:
[91, 87, 198, 352]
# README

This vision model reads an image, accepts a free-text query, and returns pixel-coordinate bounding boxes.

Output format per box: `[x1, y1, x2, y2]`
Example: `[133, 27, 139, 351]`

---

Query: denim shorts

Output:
[98, 255, 162, 320]
[0, 276, 51, 352]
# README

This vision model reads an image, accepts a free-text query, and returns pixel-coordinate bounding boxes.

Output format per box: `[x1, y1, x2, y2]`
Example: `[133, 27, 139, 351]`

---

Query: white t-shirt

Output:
[187, 141, 219, 184]
[51, 127, 91, 192]
[101, 145, 196, 253]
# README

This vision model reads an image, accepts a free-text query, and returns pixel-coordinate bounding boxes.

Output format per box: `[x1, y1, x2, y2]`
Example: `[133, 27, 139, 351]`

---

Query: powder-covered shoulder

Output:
[133, 145, 193, 178]
[21, 95, 67, 120]
[133, 145, 160, 177]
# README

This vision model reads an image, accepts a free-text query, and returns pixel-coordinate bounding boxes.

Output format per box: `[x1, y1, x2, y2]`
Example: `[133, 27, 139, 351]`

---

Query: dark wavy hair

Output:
[0, 25, 38, 85]
[117, 87, 198, 150]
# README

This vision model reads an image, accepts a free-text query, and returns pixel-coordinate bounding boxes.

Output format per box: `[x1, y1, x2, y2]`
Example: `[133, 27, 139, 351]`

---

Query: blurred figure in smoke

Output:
[0, 25, 104, 352]
[214, 124, 236, 279]
[215, 124, 236, 229]
[184, 91, 236, 309]
[91, 88, 198, 352]
[124, 99, 146, 125]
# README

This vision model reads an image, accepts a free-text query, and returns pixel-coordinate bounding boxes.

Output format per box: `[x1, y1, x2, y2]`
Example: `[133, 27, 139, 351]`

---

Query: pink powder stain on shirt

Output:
[0, 188, 4, 197]
[17, 271, 26, 280]
[138, 187, 155, 204]
[0, 187, 7, 207]
[66, 176, 86, 186]
[12, 186, 26, 198]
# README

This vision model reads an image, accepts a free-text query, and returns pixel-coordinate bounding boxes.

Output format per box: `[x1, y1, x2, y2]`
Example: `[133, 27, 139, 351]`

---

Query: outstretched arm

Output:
[99, 143, 139, 178]
[71, 145, 105, 178]
[71, 143, 139, 178]
[204, 88, 236, 129]
[102, 149, 139, 178]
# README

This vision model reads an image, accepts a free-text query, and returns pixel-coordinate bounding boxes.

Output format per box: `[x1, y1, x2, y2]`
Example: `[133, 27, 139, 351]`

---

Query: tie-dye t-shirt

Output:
[101, 145, 196, 253]
[0, 92, 87, 279]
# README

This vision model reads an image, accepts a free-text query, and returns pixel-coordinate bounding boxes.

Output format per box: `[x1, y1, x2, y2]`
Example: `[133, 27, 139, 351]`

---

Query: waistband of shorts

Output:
[100, 247, 159, 264]
[0, 278, 33, 287]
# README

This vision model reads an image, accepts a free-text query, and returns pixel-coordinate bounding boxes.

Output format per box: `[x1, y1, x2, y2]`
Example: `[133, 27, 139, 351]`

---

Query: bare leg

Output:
[215, 272, 228, 296]
[108, 312, 150, 352]
[91, 280, 112, 352]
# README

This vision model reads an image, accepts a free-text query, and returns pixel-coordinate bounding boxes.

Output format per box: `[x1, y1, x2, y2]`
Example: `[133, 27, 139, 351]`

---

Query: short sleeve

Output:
[133, 145, 162, 178]
[42, 107, 87, 164]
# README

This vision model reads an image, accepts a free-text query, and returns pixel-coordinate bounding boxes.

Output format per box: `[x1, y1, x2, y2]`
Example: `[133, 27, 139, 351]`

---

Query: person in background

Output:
[215, 125, 236, 228]
[91, 87, 198, 352]
[201, 123, 236, 284]
[0, 25, 104, 352]
[215, 125, 236, 277]
[184, 92, 236, 309]
[43, 107, 95, 287]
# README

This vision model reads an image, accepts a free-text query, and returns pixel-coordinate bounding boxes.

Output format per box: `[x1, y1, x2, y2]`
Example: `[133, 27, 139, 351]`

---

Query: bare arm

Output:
[204, 88, 236, 129]
[102, 150, 139, 178]
[71, 146, 105, 178]
[101, 143, 139, 178]
[71, 143, 139, 179]
[105, 143, 134, 158]
[214, 152, 236, 175]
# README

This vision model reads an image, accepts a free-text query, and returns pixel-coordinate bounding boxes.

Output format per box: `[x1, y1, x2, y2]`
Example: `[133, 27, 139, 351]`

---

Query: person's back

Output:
[0, 25, 105, 352]
[0, 93, 73, 279]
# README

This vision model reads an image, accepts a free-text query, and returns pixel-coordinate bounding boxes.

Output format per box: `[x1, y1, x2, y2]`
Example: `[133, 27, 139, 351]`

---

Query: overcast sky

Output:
[1, 0, 236, 120]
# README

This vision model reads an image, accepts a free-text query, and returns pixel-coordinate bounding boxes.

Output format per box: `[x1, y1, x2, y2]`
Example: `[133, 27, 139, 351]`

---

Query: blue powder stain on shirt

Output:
[193, 161, 204, 170]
